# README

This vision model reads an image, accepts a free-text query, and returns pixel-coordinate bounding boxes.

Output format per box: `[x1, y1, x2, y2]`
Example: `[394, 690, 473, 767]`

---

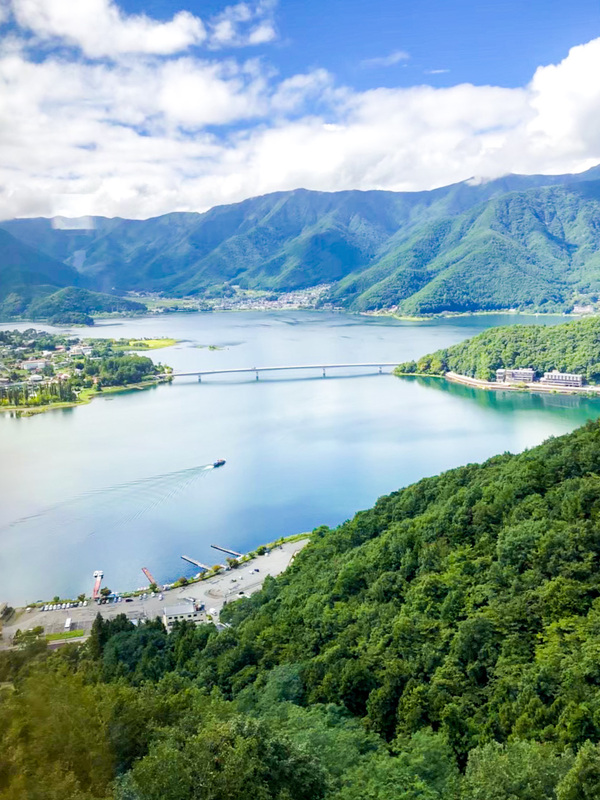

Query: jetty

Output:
[181, 555, 210, 571]
[211, 544, 243, 557]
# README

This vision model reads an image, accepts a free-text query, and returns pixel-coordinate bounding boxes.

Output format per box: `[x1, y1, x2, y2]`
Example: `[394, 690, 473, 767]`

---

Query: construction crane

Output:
[142, 567, 156, 586]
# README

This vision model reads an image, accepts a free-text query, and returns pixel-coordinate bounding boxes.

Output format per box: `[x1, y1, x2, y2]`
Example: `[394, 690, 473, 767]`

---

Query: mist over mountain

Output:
[2, 165, 600, 317]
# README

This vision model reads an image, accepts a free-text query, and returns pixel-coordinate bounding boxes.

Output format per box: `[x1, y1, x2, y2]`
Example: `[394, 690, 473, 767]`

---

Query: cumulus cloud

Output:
[10, 0, 206, 57]
[207, 0, 277, 48]
[6, 0, 278, 57]
[360, 50, 410, 68]
[1, 0, 600, 220]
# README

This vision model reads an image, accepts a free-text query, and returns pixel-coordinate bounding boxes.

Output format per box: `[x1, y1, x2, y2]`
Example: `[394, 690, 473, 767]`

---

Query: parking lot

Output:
[1, 538, 309, 645]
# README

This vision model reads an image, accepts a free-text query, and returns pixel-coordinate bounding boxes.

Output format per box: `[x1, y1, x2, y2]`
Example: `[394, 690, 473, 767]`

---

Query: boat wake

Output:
[2, 463, 216, 539]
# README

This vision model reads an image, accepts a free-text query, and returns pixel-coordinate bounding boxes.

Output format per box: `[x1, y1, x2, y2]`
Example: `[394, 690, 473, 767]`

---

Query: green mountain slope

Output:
[397, 315, 600, 381]
[102, 418, 600, 761]
[332, 182, 600, 312]
[0, 228, 81, 315]
[28, 287, 147, 323]
[0, 228, 147, 320]
[6, 421, 600, 798]
[3, 167, 600, 313]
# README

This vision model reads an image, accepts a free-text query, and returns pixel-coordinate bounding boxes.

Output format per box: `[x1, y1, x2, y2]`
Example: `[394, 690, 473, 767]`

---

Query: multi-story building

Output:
[495, 368, 535, 383]
[20, 359, 48, 371]
[162, 603, 205, 629]
[539, 371, 584, 387]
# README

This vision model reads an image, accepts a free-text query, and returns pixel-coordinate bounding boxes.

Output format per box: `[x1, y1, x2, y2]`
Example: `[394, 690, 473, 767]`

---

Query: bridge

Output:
[171, 362, 399, 381]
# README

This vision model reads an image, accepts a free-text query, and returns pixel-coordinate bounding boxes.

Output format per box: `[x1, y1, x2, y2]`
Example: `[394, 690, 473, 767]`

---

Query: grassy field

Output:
[46, 629, 85, 641]
[127, 338, 177, 350]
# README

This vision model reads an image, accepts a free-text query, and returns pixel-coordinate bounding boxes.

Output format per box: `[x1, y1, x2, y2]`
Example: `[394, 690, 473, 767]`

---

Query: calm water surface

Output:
[1, 311, 598, 604]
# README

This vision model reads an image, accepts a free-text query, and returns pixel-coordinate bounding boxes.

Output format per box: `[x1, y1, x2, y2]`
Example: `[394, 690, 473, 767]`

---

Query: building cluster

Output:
[496, 368, 584, 387]
[0, 338, 96, 391]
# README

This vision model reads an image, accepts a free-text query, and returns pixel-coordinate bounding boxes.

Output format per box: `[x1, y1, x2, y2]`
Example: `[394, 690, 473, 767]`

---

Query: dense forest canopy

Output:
[397, 315, 600, 382]
[5, 421, 600, 796]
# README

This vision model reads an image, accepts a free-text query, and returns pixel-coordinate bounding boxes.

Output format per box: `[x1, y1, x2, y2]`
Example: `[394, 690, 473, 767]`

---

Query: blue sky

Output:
[119, 0, 600, 88]
[1, 0, 600, 219]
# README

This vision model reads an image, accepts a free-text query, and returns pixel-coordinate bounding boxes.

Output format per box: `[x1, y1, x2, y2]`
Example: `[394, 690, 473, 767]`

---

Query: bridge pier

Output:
[198, 375, 202, 382]
[322, 368, 326, 378]
[255, 371, 259, 381]
[379, 366, 382, 374]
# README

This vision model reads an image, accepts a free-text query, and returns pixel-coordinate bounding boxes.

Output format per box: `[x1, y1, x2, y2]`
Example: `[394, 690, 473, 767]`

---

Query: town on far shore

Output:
[0, 329, 174, 413]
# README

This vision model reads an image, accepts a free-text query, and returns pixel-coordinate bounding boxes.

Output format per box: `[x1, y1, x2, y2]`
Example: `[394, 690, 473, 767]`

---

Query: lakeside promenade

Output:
[445, 371, 600, 396]
[1, 539, 309, 648]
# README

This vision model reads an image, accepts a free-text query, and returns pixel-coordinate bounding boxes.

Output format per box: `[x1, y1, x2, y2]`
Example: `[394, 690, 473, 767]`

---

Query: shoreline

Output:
[0, 534, 311, 644]
[446, 371, 600, 396]
[0, 307, 591, 328]
[1, 539, 311, 648]
[1, 378, 170, 417]
[395, 370, 600, 397]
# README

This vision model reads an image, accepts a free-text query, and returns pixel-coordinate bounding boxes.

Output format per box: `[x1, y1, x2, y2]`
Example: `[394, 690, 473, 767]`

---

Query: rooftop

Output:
[163, 603, 199, 616]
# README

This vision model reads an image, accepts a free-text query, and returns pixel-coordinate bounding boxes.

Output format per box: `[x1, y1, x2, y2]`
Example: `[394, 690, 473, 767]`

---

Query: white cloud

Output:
[247, 23, 277, 45]
[207, 0, 277, 48]
[7, 0, 278, 57]
[1, 4, 600, 221]
[360, 50, 410, 68]
[424, 68, 450, 75]
[10, 0, 207, 57]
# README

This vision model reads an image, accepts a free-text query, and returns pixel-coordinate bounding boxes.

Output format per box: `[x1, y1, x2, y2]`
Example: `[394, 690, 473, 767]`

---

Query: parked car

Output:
[125, 598, 133, 603]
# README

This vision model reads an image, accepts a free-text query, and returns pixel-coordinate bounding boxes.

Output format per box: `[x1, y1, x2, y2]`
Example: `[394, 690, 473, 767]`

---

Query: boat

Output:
[213, 459, 226, 468]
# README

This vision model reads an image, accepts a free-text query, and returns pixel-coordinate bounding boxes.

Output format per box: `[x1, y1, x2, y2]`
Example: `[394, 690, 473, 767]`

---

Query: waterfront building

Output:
[20, 359, 48, 371]
[495, 367, 535, 383]
[163, 603, 204, 629]
[539, 370, 584, 387]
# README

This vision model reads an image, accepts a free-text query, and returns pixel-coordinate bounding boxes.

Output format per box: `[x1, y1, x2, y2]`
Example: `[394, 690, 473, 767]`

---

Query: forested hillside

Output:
[27, 287, 146, 323]
[0, 227, 148, 320]
[5, 421, 600, 797]
[331, 182, 600, 313]
[3, 167, 600, 315]
[397, 315, 600, 381]
[0, 228, 82, 316]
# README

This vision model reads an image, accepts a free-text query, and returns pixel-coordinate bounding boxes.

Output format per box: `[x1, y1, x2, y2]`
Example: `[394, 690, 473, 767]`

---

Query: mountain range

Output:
[2, 165, 600, 317]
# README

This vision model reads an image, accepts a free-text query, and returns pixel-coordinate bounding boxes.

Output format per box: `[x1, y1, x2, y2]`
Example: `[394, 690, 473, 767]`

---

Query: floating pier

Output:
[211, 544, 243, 557]
[181, 555, 210, 571]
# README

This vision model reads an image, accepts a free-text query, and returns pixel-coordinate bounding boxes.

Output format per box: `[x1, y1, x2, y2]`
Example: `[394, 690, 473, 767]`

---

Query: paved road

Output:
[1, 539, 309, 645]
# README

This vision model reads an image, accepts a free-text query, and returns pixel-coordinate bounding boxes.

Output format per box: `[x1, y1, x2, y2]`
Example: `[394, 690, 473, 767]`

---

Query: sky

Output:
[0, 0, 600, 219]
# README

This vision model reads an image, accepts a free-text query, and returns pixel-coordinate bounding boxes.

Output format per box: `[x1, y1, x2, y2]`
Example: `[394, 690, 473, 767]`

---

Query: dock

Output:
[211, 544, 243, 558]
[181, 555, 210, 571]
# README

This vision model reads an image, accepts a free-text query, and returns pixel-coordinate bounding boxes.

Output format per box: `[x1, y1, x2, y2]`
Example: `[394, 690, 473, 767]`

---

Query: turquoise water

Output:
[1, 311, 597, 604]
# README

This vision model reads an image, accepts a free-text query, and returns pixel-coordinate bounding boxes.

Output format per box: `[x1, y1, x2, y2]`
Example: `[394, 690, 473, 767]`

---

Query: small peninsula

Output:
[0, 330, 174, 414]
[396, 315, 600, 393]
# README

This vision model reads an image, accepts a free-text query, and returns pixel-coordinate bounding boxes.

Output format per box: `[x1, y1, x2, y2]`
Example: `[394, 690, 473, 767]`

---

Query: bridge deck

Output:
[172, 362, 399, 377]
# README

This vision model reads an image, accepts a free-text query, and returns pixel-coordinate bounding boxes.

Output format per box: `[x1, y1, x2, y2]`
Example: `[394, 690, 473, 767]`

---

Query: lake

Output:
[1, 311, 598, 605]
